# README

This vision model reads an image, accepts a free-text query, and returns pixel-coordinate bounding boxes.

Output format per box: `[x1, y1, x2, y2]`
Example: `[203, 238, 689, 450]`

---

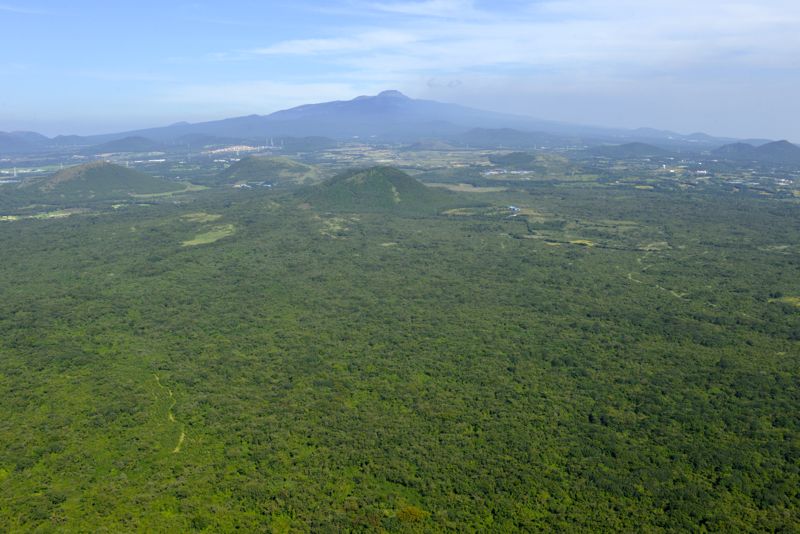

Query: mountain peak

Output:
[376, 90, 409, 99]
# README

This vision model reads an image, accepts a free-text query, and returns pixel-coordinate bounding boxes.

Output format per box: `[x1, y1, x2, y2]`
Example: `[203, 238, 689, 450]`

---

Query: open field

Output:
[182, 224, 236, 246]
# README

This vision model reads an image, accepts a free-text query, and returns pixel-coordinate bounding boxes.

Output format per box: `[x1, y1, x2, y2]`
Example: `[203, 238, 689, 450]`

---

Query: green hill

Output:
[302, 166, 453, 213]
[755, 140, 800, 164]
[37, 161, 183, 199]
[712, 140, 800, 165]
[213, 156, 320, 186]
[711, 142, 758, 160]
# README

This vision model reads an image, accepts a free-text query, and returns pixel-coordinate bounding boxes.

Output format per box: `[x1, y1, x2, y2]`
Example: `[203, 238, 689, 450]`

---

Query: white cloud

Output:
[215, 0, 799, 138]
[245, 0, 800, 75]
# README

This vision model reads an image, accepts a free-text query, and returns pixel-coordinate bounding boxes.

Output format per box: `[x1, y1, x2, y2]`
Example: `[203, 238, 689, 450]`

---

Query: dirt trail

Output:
[173, 432, 186, 453]
[626, 252, 687, 300]
[154, 374, 186, 454]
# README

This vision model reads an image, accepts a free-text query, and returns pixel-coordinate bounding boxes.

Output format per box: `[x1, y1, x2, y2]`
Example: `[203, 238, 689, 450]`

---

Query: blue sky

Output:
[1, 0, 799, 139]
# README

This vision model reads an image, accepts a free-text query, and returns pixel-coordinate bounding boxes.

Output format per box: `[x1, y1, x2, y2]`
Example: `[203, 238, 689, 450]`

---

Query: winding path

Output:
[154, 374, 186, 454]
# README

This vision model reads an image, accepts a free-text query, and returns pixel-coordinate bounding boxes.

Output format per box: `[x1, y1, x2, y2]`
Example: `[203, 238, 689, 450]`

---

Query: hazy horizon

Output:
[2, 0, 799, 141]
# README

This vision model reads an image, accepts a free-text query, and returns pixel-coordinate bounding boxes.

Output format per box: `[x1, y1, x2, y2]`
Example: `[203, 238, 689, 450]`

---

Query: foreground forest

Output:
[0, 178, 798, 531]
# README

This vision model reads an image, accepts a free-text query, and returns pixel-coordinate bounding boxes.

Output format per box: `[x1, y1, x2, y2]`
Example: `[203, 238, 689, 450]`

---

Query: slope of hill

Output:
[34, 161, 183, 198]
[213, 156, 321, 186]
[301, 166, 453, 213]
[88, 136, 164, 154]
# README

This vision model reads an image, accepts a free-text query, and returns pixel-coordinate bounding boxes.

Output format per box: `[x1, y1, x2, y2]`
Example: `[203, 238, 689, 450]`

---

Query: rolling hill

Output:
[34, 161, 183, 198]
[712, 140, 800, 165]
[301, 166, 453, 213]
[756, 140, 800, 164]
[213, 156, 321, 186]
[712, 142, 759, 160]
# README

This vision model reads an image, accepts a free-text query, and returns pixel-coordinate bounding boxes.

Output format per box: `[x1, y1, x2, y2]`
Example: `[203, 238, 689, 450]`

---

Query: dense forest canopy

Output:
[0, 164, 797, 531]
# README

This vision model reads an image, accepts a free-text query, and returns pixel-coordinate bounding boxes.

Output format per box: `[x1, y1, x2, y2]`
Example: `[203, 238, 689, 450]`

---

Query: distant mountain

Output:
[213, 156, 321, 186]
[591, 142, 670, 158]
[88, 136, 164, 154]
[712, 140, 800, 165]
[2, 91, 789, 154]
[51, 91, 744, 148]
[33, 161, 182, 199]
[0, 131, 50, 153]
[301, 166, 452, 213]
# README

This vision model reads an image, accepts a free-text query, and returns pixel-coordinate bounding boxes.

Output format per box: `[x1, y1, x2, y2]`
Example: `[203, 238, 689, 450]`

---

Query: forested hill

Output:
[301, 166, 454, 213]
[30, 161, 182, 198]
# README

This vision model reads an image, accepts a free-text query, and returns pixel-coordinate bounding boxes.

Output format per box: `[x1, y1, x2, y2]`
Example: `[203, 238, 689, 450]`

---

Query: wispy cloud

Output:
[241, 0, 800, 76]
[252, 30, 417, 56]
[0, 3, 49, 14]
[364, 0, 479, 18]
[69, 70, 176, 83]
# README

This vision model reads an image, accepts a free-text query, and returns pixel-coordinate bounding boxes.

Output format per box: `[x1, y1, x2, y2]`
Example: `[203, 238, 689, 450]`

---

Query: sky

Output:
[1, 0, 799, 140]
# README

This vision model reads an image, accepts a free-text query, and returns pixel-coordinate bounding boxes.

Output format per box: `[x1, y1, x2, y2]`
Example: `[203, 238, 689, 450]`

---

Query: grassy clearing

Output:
[427, 183, 507, 193]
[182, 224, 236, 246]
[181, 212, 222, 223]
[320, 217, 350, 238]
[769, 296, 800, 307]
[130, 183, 207, 198]
[642, 241, 671, 251]
[31, 209, 91, 219]
[1, 209, 90, 222]
[443, 207, 485, 216]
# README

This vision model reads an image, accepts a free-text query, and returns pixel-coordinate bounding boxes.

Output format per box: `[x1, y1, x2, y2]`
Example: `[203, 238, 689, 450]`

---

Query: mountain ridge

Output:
[1, 91, 789, 153]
